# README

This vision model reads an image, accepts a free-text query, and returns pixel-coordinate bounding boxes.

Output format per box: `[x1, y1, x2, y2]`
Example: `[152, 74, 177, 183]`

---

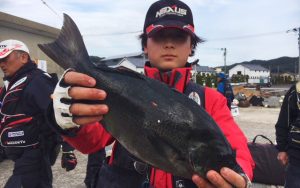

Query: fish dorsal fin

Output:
[38, 14, 91, 70]
[114, 66, 145, 80]
[94, 64, 145, 80]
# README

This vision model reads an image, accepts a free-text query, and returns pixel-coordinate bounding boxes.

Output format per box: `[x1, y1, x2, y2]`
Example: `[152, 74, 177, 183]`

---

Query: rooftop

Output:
[242, 64, 269, 71]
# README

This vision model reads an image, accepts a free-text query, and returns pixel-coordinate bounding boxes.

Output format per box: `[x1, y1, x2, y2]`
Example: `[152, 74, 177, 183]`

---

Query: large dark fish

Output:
[38, 14, 242, 179]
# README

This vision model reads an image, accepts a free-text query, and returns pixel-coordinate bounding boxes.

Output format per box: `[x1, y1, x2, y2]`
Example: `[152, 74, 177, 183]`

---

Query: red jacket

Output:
[64, 64, 254, 188]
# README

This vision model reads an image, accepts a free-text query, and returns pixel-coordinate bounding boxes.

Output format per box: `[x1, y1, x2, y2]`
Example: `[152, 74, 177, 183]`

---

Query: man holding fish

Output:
[41, 0, 254, 187]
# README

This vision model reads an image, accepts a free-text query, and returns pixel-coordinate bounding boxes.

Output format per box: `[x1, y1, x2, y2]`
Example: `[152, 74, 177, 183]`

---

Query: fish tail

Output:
[38, 14, 90, 70]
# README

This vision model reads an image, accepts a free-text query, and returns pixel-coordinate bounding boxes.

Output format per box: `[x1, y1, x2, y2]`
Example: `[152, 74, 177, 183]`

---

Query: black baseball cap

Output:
[143, 0, 195, 37]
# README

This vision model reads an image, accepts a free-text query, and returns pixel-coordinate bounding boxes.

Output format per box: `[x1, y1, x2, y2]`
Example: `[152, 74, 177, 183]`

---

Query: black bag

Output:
[249, 96, 264, 106]
[247, 135, 285, 185]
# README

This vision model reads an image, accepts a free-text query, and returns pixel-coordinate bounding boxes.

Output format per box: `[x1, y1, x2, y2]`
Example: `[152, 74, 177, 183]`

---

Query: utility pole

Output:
[287, 27, 300, 80]
[221, 48, 227, 74]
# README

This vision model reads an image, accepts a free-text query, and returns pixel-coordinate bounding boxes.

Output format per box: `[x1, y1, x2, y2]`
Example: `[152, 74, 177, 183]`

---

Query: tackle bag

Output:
[247, 134, 285, 185]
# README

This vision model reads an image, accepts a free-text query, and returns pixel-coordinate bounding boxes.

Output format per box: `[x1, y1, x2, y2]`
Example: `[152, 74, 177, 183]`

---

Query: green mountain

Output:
[223, 57, 298, 74]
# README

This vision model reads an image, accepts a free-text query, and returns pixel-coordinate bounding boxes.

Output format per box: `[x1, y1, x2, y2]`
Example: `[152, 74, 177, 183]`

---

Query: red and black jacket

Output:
[62, 63, 254, 188]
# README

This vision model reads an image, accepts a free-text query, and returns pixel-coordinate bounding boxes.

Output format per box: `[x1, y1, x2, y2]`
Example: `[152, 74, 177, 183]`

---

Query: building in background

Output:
[279, 72, 297, 82]
[229, 64, 271, 86]
[0, 11, 64, 85]
[96, 52, 145, 73]
[194, 65, 215, 75]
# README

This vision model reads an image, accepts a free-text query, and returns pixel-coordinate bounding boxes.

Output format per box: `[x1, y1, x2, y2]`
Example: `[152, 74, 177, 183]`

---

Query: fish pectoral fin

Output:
[188, 144, 210, 178]
[114, 66, 145, 80]
[93, 64, 145, 80]
[146, 133, 191, 177]
[146, 133, 183, 163]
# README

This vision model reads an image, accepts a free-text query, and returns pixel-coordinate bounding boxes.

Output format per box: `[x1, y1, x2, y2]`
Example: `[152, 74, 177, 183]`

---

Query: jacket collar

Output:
[4, 61, 37, 88]
[144, 62, 192, 93]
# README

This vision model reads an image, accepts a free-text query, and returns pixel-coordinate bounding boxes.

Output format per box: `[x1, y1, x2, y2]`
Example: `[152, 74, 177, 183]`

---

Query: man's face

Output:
[0, 51, 28, 77]
[144, 29, 192, 70]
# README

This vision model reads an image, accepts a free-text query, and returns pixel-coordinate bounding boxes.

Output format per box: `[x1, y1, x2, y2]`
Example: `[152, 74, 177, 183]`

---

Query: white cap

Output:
[0, 39, 30, 59]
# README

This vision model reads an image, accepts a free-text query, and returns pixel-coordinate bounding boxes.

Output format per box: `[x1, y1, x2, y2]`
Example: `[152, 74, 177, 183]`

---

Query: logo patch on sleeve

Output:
[8, 130, 24, 138]
[188, 92, 201, 106]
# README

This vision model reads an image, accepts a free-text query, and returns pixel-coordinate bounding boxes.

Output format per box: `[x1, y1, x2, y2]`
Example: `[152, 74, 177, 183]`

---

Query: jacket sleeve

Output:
[63, 122, 115, 154]
[275, 85, 297, 151]
[204, 87, 255, 179]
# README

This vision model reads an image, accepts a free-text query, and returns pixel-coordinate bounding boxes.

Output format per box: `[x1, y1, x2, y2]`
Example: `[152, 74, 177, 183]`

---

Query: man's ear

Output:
[20, 53, 29, 64]
[189, 43, 193, 56]
[144, 46, 148, 54]
[189, 49, 194, 57]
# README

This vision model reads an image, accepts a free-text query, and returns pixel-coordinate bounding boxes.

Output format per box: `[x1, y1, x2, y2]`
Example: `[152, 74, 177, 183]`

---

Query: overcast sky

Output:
[1, 0, 299, 67]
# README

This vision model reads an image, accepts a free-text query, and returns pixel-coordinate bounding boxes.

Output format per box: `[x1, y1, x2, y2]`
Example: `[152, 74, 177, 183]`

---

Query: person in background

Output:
[46, 0, 254, 187]
[217, 72, 234, 109]
[276, 81, 300, 188]
[0, 39, 58, 188]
